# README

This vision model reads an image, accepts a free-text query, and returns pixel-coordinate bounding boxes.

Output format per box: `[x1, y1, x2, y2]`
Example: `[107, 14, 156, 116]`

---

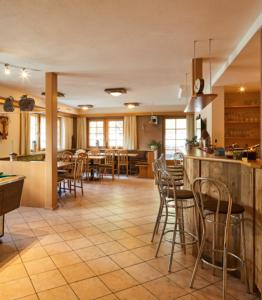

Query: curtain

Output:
[76, 117, 87, 149]
[186, 114, 195, 140]
[19, 112, 30, 155]
[123, 116, 137, 150]
[61, 117, 73, 149]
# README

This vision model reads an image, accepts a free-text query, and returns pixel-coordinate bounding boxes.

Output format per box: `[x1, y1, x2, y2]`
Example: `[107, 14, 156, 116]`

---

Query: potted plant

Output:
[148, 140, 161, 151]
[185, 136, 199, 150]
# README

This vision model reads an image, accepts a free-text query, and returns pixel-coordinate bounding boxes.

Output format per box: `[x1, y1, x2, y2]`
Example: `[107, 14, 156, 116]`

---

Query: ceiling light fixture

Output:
[4, 64, 10, 75]
[105, 88, 127, 97]
[78, 104, 94, 110]
[21, 68, 29, 79]
[124, 102, 139, 109]
[239, 86, 245, 92]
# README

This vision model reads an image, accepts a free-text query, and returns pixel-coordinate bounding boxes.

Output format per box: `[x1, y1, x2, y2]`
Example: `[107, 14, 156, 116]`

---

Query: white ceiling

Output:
[0, 0, 261, 112]
[215, 31, 260, 92]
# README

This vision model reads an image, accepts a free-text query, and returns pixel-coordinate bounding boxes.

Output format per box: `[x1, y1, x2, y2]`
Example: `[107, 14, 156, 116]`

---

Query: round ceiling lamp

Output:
[124, 102, 140, 109]
[78, 104, 94, 110]
[104, 88, 127, 97]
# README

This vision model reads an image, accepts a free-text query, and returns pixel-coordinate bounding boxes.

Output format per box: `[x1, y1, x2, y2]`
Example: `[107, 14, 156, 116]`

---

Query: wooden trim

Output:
[84, 111, 190, 117]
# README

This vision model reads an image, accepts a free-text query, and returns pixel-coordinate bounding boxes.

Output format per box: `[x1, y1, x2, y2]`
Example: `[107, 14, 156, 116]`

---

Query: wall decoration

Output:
[0, 116, 9, 139]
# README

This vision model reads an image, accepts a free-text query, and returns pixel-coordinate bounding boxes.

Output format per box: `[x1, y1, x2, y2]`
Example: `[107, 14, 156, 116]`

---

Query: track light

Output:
[4, 64, 10, 75]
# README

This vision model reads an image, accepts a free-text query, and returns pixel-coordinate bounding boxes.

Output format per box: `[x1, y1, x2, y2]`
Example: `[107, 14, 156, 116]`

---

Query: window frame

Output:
[164, 117, 187, 160]
[87, 118, 124, 148]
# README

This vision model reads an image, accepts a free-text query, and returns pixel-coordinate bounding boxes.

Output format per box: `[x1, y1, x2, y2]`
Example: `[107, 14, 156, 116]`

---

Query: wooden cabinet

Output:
[224, 92, 260, 147]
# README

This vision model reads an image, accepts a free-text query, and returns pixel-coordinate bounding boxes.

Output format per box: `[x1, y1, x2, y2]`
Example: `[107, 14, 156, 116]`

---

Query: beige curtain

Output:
[124, 116, 137, 150]
[186, 114, 195, 140]
[76, 117, 87, 149]
[61, 117, 73, 150]
[19, 112, 30, 155]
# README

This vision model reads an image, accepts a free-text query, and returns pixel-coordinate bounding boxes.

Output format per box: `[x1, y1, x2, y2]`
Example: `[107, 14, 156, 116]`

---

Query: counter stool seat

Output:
[167, 189, 194, 199]
[203, 196, 245, 214]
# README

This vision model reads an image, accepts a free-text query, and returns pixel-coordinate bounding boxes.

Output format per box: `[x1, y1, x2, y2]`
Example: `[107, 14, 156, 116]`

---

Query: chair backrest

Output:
[105, 150, 115, 165]
[174, 152, 184, 165]
[88, 148, 100, 156]
[73, 157, 84, 180]
[192, 177, 233, 229]
[118, 150, 128, 165]
[62, 151, 73, 162]
[75, 149, 86, 155]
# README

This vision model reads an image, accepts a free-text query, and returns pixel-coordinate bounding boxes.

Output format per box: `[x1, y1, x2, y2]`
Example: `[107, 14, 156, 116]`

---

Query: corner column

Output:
[45, 72, 57, 209]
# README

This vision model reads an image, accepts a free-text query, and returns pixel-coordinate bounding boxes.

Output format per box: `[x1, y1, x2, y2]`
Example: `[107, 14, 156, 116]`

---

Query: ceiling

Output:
[215, 30, 260, 92]
[0, 0, 261, 112]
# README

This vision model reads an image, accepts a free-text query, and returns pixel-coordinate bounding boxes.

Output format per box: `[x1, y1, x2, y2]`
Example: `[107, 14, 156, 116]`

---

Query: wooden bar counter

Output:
[183, 149, 261, 294]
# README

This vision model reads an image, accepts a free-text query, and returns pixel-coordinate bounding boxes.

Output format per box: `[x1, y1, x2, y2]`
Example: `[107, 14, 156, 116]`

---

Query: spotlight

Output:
[239, 86, 245, 92]
[4, 64, 10, 75]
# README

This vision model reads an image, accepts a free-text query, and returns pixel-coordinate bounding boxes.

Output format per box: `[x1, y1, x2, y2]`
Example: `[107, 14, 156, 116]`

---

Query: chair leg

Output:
[81, 179, 84, 196]
[74, 180, 76, 198]
[151, 199, 164, 242]
[240, 213, 250, 293]
[190, 232, 206, 287]
[222, 246, 228, 300]
[168, 213, 178, 272]
[155, 204, 168, 257]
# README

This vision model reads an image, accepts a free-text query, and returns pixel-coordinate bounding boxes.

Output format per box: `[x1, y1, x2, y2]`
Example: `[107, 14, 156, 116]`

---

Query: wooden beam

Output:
[45, 72, 57, 209]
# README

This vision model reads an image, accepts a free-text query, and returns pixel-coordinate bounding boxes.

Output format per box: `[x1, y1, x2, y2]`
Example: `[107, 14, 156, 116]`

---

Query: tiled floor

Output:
[0, 177, 259, 299]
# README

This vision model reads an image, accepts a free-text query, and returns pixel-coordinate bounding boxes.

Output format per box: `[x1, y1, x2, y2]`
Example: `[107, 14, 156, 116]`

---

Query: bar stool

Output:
[155, 170, 199, 272]
[190, 177, 249, 300]
[151, 159, 184, 243]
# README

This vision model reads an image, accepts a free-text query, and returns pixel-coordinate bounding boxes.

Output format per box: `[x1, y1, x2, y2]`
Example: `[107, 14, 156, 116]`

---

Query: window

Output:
[30, 115, 38, 152]
[40, 115, 46, 150]
[89, 120, 104, 147]
[165, 118, 187, 159]
[30, 114, 63, 152]
[108, 120, 123, 147]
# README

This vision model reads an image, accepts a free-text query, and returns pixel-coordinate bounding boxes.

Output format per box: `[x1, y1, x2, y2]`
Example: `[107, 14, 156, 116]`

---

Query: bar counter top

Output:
[0, 175, 25, 186]
[184, 148, 262, 169]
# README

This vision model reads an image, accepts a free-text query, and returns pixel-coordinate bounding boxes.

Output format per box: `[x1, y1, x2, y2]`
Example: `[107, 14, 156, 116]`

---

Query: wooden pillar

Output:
[45, 72, 57, 209]
[191, 58, 203, 95]
[260, 28, 262, 157]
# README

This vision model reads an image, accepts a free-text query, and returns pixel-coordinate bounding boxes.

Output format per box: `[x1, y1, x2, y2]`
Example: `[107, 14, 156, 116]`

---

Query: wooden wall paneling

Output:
[255, 168, 262, 294]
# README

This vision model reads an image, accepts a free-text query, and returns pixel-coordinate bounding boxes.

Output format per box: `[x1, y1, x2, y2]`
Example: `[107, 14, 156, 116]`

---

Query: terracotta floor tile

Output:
[66, 237, 93, 250]
[71, 277, 111, 299]
[107, 229, 133, 240]
[38, 233, 63, 245]
[125, 262, 162, 283]
[118, 237, 146, 249]
[32, 226, 56, 236]
[99, 269, 138, 292]
[30, 269, 66, 292]
[14, 237, 41, 250]
[143, 277, 188, 299]
[43, 241, 72, 255]
[52, 223, 74, 233]
[0, 263, 27, 283]
[38, 285, 78, 300]
[192, 284, 236, 300]
[87, 233, 113, 245]
[79, 226, 102, 237]
[167, 269, 210, 292]
[24, 256, 56, 275]
[97, 240, 126, 255]
[59, 230, 84, 241]
[110, 251, 142, 268]
[76, 245, 106, 261]
[98, 294, 118, 300]
[19, 294, 39, 300]
[86, 256, 120, 275]
[131, 245, 161, 261]
[51, 250, 82, 268]
[0, 277, 35, 299]
[147, 255, 185, 275]
[20, 246, 48, 262]
[59, 262, 95, 283]
[116, 285, 157, 300]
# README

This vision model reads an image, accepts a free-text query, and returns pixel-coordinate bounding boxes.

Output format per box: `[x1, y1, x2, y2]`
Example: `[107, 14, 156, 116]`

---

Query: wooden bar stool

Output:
[190, 177, 249, 300]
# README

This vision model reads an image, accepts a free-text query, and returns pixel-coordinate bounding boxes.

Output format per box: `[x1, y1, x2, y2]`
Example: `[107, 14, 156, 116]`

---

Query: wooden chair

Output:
[61, 150, 73, 162]
[117, 150, 128, 177]
[60, 157, 84, 197]
[99, 150, 116, 180]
